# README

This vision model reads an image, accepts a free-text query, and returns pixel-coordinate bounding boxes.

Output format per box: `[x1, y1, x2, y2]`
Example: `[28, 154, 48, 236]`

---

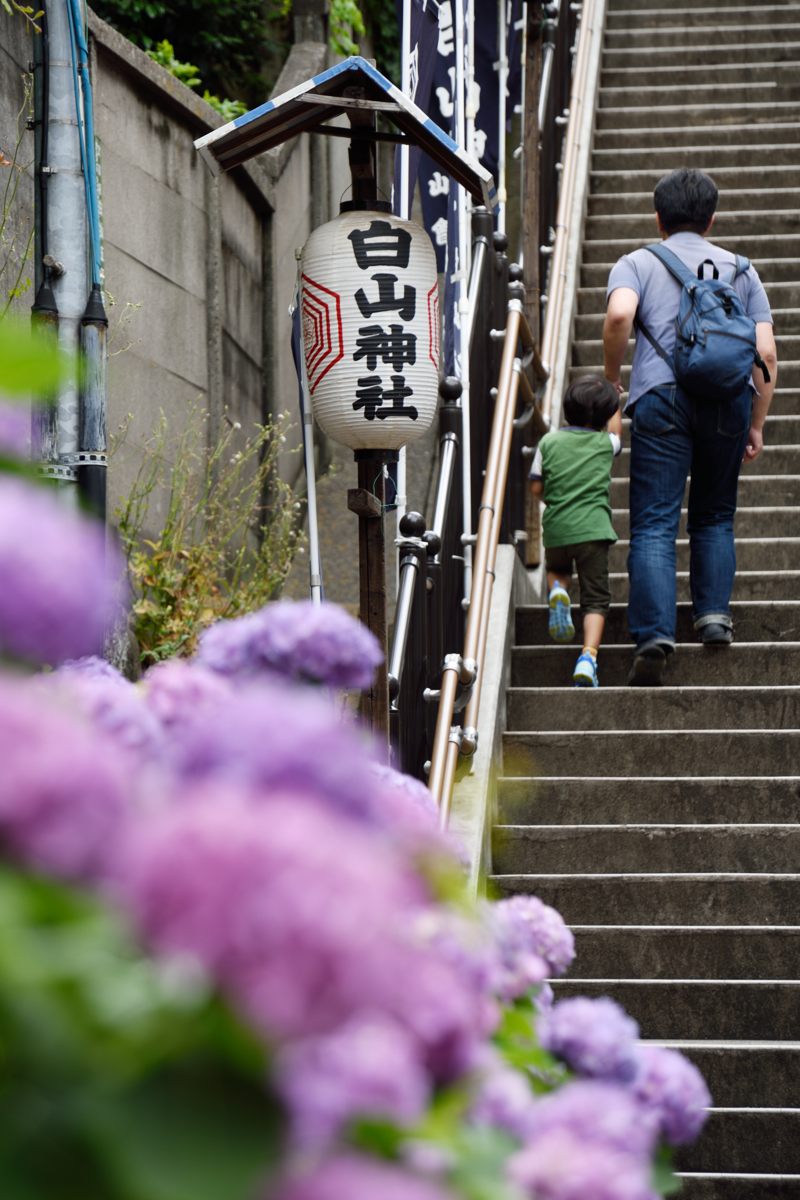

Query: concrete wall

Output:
[1, 9, 343, 533]
[1, 16, 35, 318]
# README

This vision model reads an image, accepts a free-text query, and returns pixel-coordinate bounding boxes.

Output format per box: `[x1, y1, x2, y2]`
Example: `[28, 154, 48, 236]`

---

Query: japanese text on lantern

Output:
[348, 220, 419, 422]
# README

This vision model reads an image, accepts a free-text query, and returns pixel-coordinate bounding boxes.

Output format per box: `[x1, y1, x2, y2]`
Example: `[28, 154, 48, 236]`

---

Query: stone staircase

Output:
[491, 1, 800, 1195]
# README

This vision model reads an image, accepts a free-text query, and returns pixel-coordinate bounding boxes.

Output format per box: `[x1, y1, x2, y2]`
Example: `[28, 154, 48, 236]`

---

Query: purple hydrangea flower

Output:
[118, 791, 484, 1078]
[272, 1156, 458, 1200]
[509, 1130, 658, 1200]
[468, 1059, 539, 1142]
[525, 1080, 657, 1161]
[0, 677, 133, 881]
[59, 655, 127, 683]
[489, 896, 576, 1000]
[631, 1045, 711, 1146]
[46, 664, 164, 763]
[538, 997, 640, 1082]
[158, 678, 410, 834]
[0, 403, 30, 457]
[140, 658, 233, 730]
[0, 476, 126, 665]
[196, 599, 383, 689]
[276, 1015, 430, 1147]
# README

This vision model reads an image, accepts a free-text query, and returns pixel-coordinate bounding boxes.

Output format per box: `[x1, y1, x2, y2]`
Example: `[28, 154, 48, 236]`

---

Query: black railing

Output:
[389, 210, 516, 776]
[388, 2, 581, 779]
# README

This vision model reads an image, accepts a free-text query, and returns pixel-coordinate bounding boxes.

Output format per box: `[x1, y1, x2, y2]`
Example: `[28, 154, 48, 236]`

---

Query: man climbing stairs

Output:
[492, 1, 800, 1193]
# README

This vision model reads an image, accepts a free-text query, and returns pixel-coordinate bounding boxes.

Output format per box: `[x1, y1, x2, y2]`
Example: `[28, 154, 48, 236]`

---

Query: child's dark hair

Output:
[563, 375, 619, 430]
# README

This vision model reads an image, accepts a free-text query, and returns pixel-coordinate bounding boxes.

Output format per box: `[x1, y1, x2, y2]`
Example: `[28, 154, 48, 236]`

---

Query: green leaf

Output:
[0, 319, 70, 398]
[652, 1145, 683, 1196]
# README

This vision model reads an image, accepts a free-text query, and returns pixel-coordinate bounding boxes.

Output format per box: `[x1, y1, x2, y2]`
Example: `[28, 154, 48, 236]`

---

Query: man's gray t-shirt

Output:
[606, 231, 773, 408]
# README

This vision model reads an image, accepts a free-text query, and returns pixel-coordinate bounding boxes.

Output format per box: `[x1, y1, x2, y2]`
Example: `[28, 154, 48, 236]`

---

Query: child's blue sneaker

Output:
[573, 651, 599, 688]
[548, 585, 575, 643]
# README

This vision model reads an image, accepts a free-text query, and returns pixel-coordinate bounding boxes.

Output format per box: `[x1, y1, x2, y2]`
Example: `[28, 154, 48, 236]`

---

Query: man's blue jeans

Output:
[628, 384, 752, 651]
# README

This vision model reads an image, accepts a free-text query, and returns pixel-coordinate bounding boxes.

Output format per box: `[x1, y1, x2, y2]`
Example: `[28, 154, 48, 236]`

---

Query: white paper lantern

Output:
[300, 208, 440, 452]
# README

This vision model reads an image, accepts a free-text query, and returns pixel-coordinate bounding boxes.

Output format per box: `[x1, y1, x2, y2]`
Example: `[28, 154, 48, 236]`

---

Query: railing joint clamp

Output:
[460, 726, 478, 757]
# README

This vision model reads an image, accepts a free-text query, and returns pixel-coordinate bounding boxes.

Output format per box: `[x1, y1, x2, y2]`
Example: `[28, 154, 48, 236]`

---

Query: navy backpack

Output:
[636, 242, 771, 402]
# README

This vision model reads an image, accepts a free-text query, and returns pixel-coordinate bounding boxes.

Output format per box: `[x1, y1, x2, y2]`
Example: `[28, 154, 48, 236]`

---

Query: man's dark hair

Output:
[653, 168, 718, 235]
[563, 375, 619, 430]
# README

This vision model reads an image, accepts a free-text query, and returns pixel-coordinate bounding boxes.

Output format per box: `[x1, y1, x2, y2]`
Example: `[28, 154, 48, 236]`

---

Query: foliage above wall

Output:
[90, 0, 401, 111]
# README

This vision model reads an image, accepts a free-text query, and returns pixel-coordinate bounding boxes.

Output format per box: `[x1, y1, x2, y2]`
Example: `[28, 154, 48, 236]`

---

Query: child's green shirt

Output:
[530, 427, 620, 549]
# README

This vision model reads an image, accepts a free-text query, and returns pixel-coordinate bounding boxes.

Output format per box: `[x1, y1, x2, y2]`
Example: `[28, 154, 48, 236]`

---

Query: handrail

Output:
[540, 0, 600, 425]
[429, 289, 541, 822]
[388, 1, 590, 797]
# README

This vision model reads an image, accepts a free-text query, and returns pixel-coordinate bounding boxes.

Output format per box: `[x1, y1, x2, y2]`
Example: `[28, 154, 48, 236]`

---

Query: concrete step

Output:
[678, 1172, 800, 1199]
[580, 234, 800, 265]
[600, 83, 800, 112]
[681, 1110, 800, 1176]
[609, 474, 800, 508]
[496, 776, 800, 827]
[666, 1042, 800, 1110]
[608, 444, 800, 478]
[515, 602, 800, 646]
[502, 729, 800, 777]
[601, 63, 800, 92]
[489, 872, 800, 925]
[506, 687, 800, 732]
[550, 978, 800, 1042]
[678, 1109, 800, 1176]
[607, 538, 800, 574]
[492, 824, 800, 875]
[589, 187, 800, 217]
[605, 23, 800, 50]
[605, 504, 800, 541]
[589, 164, 800, 197]
[510, 643, 800, 689]
[498, 770, 800, 824]
[574, 929, 800, 983]
[597, 127, 800, 154]
[581, 259, 800, 289]
[603, 41, 800, 70]
[607, 570, 800, 604]
[585, 208, 800, 243]
[595, 102, 800, 134]
[607, 0, 795, 9]
[606, 5, 800, 31]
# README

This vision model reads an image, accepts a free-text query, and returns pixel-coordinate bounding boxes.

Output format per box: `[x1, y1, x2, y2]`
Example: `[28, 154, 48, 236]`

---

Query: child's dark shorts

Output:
[545, 539, 612, 614]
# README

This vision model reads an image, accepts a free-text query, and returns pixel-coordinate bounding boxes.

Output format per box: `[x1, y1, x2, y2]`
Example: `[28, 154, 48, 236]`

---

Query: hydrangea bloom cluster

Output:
[632, 1044, 712, 1145]
[0, 465, 714, 1198]
[118, 791, 486, 1082]
[0, 475, 126, 665]
[197, 598, 383, 689]
[488, 896, 576, 1000]
[273, 1155, 459, 1200]
[48, 661, 164, 763]
[510, 1130, 658, 1200]
[525, 1081, 657, 1162]
[538, 996, 640, 1082]
[0, 678, 133, 880]
[275, 1015, 430, 1147]
[468, 1058, 540, 1142]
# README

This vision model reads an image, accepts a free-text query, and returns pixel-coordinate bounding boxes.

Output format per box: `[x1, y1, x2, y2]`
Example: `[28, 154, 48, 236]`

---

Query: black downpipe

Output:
[31, 0, 59, 468]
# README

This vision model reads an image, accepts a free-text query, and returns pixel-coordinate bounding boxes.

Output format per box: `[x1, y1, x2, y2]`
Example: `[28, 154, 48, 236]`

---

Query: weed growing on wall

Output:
[116, 408, 302, 666]
[0, 71, 34, 317]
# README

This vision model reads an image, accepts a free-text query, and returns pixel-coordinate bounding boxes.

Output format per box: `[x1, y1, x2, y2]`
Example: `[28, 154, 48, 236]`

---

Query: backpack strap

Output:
[644, 242, 697, 288]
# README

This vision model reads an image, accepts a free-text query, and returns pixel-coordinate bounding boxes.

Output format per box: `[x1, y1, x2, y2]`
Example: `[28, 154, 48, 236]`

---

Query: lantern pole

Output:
[343, 103, 392, 751]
